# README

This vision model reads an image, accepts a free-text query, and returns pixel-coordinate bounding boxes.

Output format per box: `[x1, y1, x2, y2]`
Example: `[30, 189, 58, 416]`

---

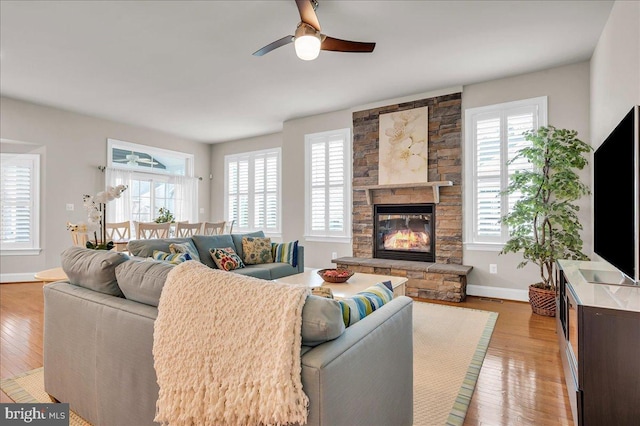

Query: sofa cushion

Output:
[242, 236, 273, 265]
[210, 247, 245, 271]
[250, 262, 298, 280]
[169, 241, 200, 262]
[60, 246, 128, 297]
[231, 231, 265, 261]
[230, 266, 271, 280]
[127, 238, 193, 258]
[271, 240, 298, 267]
[338, 281, 394, 327]
[191, 234, 236, 269]
[152, 250, 192, 264]
[115, 259, 174, 307]
[302, 295, 345, 346]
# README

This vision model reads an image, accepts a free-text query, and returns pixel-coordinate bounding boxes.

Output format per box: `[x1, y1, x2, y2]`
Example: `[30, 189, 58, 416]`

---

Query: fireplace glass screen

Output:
[374, 204, 435, 262]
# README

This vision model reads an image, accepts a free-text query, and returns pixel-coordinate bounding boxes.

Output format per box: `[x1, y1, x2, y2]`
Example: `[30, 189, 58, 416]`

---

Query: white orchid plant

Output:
[82, 184, 128, 250]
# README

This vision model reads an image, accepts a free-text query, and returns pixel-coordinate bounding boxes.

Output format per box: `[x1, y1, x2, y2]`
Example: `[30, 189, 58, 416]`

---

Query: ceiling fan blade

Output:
[321, 36, 376, 53]
[253, 35, 294, 56]
[136, 159, 158, 165]
[295, 0, 321, 32]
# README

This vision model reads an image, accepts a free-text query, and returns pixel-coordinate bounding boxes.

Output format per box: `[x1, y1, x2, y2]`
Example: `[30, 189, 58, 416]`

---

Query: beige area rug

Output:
[0, 302, 497, 426]
[412, 301, 498, 426]
[0, 368, 90, 426]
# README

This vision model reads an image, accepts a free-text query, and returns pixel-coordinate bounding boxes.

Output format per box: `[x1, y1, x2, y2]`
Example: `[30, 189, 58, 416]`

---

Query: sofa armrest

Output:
[300, 296, 413, 426]
[296, 245, 304, 273]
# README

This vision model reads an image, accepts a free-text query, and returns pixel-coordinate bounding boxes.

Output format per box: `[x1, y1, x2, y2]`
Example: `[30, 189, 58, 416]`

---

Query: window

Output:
[0, 153, 40, 255]
[225, 148, 281, 234]
[304, 128, 351, 242]
[106, 139, 197, 223]
[464, 96, 547, 249]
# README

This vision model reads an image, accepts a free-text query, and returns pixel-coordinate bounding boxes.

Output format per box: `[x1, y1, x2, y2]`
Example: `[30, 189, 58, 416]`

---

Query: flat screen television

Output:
[593, 105, 640, 284]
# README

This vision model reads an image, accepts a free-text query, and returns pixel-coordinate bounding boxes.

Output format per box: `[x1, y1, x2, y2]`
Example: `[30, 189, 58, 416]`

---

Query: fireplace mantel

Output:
[354, 181, 453, 205]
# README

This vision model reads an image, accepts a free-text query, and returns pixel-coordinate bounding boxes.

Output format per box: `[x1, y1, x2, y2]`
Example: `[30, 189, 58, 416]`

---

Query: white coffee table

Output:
[275, 269, 407, 299]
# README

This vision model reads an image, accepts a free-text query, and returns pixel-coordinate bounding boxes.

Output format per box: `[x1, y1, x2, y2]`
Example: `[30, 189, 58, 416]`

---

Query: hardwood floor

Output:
[0, 282, 573, 425]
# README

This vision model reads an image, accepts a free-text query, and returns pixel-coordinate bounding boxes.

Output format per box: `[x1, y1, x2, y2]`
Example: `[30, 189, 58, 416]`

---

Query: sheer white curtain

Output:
[170, 175, 199, 223]
[105, 167, 133, 222]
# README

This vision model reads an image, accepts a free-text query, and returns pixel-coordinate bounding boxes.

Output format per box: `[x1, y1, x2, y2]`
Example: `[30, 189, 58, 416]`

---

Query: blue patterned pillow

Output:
[271, 240, 298, 267]
[338, 281, 393, 327]
[152, 250, 191, 265]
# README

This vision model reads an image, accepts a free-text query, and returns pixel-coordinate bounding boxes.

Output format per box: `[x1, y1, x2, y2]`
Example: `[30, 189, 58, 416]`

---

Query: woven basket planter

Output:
[529, 285, 556, 317]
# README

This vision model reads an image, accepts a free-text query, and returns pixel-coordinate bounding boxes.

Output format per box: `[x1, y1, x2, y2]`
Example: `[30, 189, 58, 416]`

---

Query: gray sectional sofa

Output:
[43, 246, 414, 426]
[127, 230, 304, 279]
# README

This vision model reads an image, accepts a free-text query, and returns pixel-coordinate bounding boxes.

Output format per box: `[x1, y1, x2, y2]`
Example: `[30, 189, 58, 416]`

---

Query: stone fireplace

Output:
[374, 203, 435, 263]
[332, 92, 472, 302]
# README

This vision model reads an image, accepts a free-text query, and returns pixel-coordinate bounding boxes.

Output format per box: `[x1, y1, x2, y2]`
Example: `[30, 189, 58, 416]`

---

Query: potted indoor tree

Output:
[500, 126, 592, 316]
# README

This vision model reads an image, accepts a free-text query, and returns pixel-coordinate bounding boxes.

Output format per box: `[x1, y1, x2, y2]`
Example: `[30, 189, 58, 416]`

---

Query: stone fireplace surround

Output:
[332, 92, 471, 302]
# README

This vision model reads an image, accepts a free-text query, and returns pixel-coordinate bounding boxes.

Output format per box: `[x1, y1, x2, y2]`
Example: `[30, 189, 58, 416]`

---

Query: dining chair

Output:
[67, 222, 89, 247]
[105, 221, 131, 252]
[175, 222, 203, 237]
[135, 221, 171, 239]
[202, 221, 226, 235]
[225, 219, 235, 234]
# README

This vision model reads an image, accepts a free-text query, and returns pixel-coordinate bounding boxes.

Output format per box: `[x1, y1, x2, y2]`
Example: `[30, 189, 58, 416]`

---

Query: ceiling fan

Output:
[253, 0, 376, 61]
[114, 153, 158, 166]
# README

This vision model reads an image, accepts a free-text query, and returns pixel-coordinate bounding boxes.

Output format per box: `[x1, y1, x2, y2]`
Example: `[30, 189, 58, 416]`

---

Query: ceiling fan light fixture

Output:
[294, 23, 321, 61]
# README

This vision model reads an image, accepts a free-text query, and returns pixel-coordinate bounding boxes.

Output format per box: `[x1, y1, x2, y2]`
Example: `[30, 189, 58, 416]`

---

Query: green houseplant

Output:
[155, 207, 175, 224]
[500, 126, 592, 316]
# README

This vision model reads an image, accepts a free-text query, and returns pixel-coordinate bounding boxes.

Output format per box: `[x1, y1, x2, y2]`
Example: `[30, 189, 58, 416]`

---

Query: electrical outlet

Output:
[331, 252, 338, 259]
[489, 264, 498, 274]
[66, 203, 74, 211]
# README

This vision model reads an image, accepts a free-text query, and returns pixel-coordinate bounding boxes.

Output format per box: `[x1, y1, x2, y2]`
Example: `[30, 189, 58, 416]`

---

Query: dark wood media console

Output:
[556, 260, 640, 426]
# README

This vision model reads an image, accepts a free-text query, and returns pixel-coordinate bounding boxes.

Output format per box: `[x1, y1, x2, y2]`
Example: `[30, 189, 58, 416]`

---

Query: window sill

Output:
[464, 242, 504, 252]
[0, 248, 42, 256]
[304, 235, 352, 244]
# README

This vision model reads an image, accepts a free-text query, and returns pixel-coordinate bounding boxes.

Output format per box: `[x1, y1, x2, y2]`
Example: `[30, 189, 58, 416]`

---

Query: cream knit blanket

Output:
[153, 261, 311, 426]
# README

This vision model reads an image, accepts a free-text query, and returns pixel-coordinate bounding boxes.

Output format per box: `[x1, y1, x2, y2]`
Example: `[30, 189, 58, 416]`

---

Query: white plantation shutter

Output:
[305, 129, 351, 240]
[0, 153, 40, 253]
[466, 97, 547, 246]
[225, 148, 280, 233]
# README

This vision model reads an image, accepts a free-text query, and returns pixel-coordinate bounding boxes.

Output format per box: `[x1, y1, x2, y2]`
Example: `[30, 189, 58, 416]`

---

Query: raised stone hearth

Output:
[332, 257, 471, 302]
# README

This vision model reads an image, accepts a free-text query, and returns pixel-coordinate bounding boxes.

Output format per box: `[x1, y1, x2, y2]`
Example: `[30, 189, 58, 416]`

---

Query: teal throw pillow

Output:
[338, 281, 394, 327]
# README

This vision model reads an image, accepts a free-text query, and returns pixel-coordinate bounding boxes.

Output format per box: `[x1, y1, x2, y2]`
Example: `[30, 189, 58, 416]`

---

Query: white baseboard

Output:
[466, 284, 528, 302]
[1, 273, 38, 283]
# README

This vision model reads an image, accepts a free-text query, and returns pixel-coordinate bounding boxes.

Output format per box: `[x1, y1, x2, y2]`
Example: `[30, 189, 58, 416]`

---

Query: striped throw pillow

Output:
[338, 281, 394, 327]
[271, 240, 298, 267]
[152, 250, 192, 265]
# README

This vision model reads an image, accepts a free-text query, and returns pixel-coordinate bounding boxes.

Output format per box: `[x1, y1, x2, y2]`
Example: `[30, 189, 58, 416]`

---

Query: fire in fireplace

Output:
[374, 204, 435, 262]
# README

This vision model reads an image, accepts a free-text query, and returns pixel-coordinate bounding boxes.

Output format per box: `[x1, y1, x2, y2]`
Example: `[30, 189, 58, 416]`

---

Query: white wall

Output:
[462, 61, 592, 300]
[591, 0, 640, 148]
[0, 96, 211, 282]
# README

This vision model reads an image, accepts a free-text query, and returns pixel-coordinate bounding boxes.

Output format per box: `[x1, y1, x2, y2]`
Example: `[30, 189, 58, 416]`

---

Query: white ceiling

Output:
[0, 1, 614, 143]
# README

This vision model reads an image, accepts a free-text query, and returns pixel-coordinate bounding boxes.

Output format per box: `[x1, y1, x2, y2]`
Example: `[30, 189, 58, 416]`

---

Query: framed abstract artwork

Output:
[378, 106, 428, 185]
